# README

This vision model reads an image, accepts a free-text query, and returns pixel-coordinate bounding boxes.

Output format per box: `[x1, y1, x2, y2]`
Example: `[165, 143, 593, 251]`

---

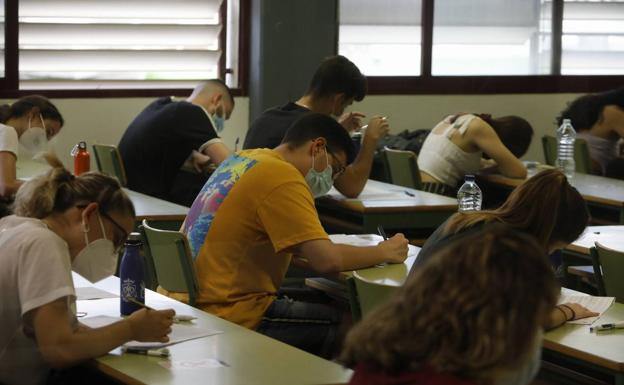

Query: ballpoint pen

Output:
[125, 297, 196, 322]
[124, 347, 170, 357]
[590, 320, 624, 332]
[377, 225, 388, 241]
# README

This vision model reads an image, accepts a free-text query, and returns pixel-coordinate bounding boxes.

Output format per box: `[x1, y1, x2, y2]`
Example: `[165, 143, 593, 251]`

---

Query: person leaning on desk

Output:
[243, 55, 390, 198]
[162, 113, 409, 359]
[0, 96, 64, 216]
[0, 155, 174, 385]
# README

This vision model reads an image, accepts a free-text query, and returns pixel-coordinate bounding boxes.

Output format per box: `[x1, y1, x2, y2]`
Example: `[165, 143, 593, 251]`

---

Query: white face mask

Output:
[494, 329, 543, 385]
[304, 147, 334, 198]
[72, 212, 118, 283]
[19, 114, 48, 154]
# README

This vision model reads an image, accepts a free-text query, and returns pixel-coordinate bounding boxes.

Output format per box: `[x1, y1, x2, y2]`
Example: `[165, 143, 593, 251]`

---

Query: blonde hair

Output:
[13, 154, 134, 219]
[340, 225, 558, 383]
[445, 169, 589, 248]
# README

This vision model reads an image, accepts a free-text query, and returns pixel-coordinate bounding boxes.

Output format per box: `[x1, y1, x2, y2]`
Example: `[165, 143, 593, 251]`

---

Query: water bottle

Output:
[120, 232, 145, 316]
[556, 119, 576, 180]
[71, 141, 90, 176]
[457, 175, 482, 212]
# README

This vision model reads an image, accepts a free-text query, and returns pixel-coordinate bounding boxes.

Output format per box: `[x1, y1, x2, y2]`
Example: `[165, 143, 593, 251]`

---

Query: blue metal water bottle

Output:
[120, 232, 145, 316]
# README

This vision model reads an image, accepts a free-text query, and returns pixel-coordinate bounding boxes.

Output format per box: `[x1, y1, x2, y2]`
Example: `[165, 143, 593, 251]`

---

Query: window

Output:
[0, 0, 245, 95]
[338, 0, 624, 93]
[562, 0, 624, 75]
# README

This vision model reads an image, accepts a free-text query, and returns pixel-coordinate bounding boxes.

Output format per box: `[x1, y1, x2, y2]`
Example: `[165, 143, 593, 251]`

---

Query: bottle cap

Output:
[465, 174, 475, 181]
[126, 232, 142, 242]
[78, 141, 87, 149]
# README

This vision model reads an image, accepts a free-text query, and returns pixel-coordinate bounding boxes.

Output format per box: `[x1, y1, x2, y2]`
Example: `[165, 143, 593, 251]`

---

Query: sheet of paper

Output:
[558, 294, 615, 325]
[159, 358, 229, 370]
[75, 286, 118, 301]
[81, 315, 223, 349]
[325, 185, 411, 201]
[329, 234, 418, 257]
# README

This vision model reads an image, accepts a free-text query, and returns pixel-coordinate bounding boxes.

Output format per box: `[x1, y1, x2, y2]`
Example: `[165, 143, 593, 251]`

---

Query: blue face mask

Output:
[305, 148, 333, 198]
[213, 114, 225, 133]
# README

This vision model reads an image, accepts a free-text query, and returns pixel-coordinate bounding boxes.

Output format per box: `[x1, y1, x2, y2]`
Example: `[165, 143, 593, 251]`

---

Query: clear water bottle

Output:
[120, 232, 145, 316]
[556, 119, 576, 180]
[457, 175, 482, 212]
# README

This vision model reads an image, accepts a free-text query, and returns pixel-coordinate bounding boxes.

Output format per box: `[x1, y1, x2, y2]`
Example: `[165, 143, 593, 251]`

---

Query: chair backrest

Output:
[92, 144, 128, 186]
[350, 271, 399, 321]
[382, 147, 422, 189]
[592, 243, 624, 302]
[541, 135, 592, 173]
[140, 219, 199, 306]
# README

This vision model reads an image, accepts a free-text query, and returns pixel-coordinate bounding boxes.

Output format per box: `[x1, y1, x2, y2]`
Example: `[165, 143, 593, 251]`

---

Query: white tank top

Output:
[417, 114, 482, 187]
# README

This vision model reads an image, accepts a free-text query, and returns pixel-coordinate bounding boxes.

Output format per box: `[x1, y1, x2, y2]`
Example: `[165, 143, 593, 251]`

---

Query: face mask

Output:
[19, 114, 48, 154]
[72, 212, 118, 283]
[494, 329, 543, 385]
[213, 115, 225, 133]
[305, 147, 333, 198]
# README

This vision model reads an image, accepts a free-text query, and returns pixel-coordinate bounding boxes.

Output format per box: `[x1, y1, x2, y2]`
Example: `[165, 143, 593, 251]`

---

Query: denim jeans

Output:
[256, 296, 342, 359]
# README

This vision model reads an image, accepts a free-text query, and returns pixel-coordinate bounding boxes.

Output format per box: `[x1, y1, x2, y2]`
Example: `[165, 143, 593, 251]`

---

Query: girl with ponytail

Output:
[0, 95, 64, 199]
[0, 156, 175, 385]
[417, 112, 533, 193]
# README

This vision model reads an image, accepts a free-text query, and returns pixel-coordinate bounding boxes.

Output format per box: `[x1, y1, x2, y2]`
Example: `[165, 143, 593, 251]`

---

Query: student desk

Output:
[543, 293, 624, 384]
[477, 172, 624, 224]
[567, 226, 624, 256]
[315, 180, 457, 236]
[75, 275, 353, 385]
[123, 188, 188, 229]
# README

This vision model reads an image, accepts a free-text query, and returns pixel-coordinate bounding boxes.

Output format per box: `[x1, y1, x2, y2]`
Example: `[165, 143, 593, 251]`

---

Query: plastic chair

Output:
[140, 219, 199, 306]
[541, 135, 592, 174]
[349, 271, 399, 321]
[382, 147, 422, 190]
[92, 144, 128, 186]
[591, 243, 624, 302]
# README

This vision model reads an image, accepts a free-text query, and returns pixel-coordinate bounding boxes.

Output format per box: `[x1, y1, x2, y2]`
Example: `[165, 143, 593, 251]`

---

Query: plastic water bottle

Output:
[457, 175, 482, 212]
[556, 119, 576, 180]
[120, 232, 145, 316]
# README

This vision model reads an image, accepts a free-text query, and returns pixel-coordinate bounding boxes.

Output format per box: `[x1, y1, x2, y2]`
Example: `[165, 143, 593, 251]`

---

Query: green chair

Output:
[541, 135, 592, 174]
[382, 147, 422, 190]
[591, 243, 624, 302]
[349, 271, 399, 321]
[92, 144, 128, 186]
[140, 219, 199, 306]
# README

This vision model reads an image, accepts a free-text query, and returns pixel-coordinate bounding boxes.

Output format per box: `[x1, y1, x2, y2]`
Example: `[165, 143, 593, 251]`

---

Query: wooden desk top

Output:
[567, 226, 624, 255]
[544, 298, 624, 372]
[479, 172, 624, 208]
[123, 189, 188, 222]
[318, 180, 457, 214]
[75, 275, 353, 385]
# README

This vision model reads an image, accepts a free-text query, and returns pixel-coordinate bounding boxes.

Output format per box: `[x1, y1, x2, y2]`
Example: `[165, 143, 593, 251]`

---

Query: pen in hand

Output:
[377, 225, 388, 241]
[125, 297, 196, 323]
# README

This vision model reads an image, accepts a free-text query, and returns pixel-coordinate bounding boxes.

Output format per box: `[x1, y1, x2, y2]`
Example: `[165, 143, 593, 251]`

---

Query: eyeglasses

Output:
[101, 212, 130, 252]
[326, 149, 347, 180]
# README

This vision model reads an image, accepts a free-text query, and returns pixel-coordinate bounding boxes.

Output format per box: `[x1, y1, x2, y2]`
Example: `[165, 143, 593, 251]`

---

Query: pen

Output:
[234, 137, 240, 152]
[404, 190, 415, 197]
[377, 225, 388, 241]
[590, 321, 624, 332]
[124, 347, 170, 357]
[126, 297, 155, 311]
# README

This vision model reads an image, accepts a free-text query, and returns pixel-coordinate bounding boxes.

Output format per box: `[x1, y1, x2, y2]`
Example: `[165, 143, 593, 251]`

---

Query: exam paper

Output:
[75, 287, 118, 301]
[558, 294, 615, 325]
[329, 234, 418, 257]
[81, 315, 223, 349]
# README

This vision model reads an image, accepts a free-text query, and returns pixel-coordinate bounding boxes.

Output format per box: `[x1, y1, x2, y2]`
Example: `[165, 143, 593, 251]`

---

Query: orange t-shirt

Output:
[170, 149, 328, 329]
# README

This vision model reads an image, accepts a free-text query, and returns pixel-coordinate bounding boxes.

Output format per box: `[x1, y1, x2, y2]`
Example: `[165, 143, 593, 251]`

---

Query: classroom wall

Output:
[3, 92, 580, 169]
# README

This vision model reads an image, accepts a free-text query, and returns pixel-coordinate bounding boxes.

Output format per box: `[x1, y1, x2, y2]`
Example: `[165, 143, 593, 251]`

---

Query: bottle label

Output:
[121, 278, 139, 301]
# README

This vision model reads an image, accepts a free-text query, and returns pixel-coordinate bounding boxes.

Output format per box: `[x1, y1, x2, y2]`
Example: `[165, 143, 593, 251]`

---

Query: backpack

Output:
[376, 129, 430, 154]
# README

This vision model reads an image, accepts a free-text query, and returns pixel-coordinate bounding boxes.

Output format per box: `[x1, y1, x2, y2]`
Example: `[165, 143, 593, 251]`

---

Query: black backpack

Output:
[376, 129, 430, 154]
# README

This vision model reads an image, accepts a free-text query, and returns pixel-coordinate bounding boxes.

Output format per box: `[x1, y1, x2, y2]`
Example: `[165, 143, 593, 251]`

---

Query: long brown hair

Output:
[340, 225, 559, 383]
[444, 169, 588, 248]
[13, 154, 134, 219]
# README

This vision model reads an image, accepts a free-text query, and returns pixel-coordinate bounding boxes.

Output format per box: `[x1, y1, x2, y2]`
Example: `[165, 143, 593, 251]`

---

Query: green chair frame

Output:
[382, 147, 422, 190]
[591, 243, 624, 302]
[541, 135, 592, 174]
[140, 219, 199, 306]
[92, 143, 128, 186]
[348, 271, 399, 321]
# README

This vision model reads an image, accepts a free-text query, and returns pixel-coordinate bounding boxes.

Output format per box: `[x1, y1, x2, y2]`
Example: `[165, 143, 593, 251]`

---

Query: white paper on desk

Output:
[558, 295, 615, 325]
[81, 315, 223, 349]
[325, 186, 408, 201]
[329, 234, 418, 257]
[75, 287, 118, 300]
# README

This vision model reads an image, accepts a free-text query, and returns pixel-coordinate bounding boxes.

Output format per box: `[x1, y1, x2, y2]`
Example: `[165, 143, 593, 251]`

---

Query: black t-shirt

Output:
[243, 102, 310, 149]
[118, 97, 219, 201]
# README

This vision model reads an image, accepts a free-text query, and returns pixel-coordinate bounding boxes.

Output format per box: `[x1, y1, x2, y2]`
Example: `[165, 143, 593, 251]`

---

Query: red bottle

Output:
[72, 141, 90, 176]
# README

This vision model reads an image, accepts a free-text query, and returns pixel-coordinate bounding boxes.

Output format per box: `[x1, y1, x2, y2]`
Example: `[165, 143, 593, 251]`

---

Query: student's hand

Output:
[338, 111, 366, 133]
[561, 302, 599, 321]
[363, 116, 390, 144]
[127, 308, 176, 343]
[190, 150, 212, 173]
[378, 233, 409, 264]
